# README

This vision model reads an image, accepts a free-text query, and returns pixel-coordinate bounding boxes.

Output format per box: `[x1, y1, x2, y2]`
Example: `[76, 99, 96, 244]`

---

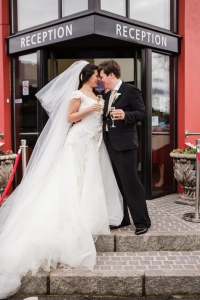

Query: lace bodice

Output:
[70, 90, 104, 133]
[67, 90, 104, 147]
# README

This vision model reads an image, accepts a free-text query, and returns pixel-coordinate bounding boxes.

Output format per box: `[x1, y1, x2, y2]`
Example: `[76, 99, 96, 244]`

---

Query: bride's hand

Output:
[88, 104, 102, 112]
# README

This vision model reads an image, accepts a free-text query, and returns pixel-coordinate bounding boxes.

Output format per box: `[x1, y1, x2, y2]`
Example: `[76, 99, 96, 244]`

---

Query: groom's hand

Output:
[112, 109, 125, 120]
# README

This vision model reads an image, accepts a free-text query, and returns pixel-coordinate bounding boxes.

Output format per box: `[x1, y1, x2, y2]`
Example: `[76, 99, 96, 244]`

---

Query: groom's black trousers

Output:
[105, 132, 151, 229]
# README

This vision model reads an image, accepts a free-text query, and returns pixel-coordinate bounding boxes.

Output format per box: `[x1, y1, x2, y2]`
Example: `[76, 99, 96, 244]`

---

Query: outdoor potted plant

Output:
[170, 143, 196, 205]
[0, 148, 17, 199]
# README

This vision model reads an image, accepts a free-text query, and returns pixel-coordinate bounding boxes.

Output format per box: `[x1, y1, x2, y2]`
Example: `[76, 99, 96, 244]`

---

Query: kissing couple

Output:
[0, 59, 151, 299]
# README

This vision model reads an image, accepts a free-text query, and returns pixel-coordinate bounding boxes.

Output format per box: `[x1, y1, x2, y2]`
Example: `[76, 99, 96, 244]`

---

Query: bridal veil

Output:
[0, 60, 88, 230]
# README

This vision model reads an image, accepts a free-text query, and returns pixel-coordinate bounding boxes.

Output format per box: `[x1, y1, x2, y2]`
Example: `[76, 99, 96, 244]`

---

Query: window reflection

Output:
[130, 0, 170, 30]
[151, 53, 174, 195]
[101, 0, 126, 17]
[16, 0, 58, 31]
[62, 0, 88, 17]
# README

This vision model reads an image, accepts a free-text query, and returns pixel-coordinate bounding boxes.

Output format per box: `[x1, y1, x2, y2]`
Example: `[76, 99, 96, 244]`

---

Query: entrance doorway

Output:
[12, 46, 176, 198]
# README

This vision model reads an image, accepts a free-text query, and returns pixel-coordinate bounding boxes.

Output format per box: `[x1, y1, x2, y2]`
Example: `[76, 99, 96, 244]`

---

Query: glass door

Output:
[12, 50, 60, 184]
[12, 52, 38, 184]
[151, 52, 175, 197]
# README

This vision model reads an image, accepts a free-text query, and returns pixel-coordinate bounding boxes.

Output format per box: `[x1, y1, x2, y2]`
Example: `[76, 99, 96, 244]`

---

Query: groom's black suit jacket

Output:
[103, 82, 146, 151]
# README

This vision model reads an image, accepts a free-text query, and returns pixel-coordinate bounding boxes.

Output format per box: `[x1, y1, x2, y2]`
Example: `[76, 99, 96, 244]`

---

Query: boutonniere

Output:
[112, 93, 121, 104]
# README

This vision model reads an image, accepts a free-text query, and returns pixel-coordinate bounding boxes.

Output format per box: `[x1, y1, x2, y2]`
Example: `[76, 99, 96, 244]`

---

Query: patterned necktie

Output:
[106, 89, 117, 116]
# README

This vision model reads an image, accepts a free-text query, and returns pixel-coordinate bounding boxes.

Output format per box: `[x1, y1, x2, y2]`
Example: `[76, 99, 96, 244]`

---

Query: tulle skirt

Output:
[0, 132, 123, 299]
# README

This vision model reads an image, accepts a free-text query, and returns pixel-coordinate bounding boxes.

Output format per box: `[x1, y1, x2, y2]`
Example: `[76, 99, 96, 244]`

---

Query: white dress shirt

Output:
[113, 79, 122, 92]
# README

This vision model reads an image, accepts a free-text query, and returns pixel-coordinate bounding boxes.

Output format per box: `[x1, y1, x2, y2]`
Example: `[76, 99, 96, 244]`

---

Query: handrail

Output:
[185, 130, 200, 138]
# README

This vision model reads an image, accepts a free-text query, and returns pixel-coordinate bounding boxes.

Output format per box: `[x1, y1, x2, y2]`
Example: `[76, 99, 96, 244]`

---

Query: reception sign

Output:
[7, 15, 180, 54]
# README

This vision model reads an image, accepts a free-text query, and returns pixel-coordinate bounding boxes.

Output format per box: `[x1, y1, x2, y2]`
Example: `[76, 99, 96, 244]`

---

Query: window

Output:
[13, 0, 58, 32]
[130, 0, 170, 30]
[101, 0, 126, 17]
[62, 0, 88, 17]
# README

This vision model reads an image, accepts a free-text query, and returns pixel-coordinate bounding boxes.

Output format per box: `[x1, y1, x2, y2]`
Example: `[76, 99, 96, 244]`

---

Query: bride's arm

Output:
[67, 98, 101, 123]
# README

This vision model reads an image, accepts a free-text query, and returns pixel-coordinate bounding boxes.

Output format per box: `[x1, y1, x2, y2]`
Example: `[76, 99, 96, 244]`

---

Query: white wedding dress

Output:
[0, 90, 123, 299]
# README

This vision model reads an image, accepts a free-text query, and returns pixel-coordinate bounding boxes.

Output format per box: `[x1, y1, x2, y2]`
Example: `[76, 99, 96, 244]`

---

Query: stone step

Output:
[96, 231, 200, 252]
[96, 194, 200, 252]
[14, 251, 200, 298]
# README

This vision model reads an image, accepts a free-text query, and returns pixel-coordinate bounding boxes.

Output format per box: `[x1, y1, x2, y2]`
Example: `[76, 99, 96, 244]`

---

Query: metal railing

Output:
[185, 130, 200, 138]
[20, 140, 27, 176]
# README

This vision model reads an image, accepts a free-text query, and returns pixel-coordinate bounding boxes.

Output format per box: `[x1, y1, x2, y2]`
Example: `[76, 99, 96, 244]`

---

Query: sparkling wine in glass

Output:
[97, 94, 103, 104]
[110, 107, 116, 128]
[97, 95, 103, 114]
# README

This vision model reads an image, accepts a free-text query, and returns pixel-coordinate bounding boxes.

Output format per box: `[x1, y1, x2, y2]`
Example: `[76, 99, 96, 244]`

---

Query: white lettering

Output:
[123, 26, 128, 37]
[26, 36, 30, 46]
[57, 27, 64, 38]
[155, 35, 161, 45]
[37, 33, 41, 43]
[21, 38, 25, 48]
[66, 24, 72, 36]
[162, 36, 167, 47]
[31, 34, 36, 44]
[129, 28, 135, 39]
[54, 29, 56, 39]
[136, 29, 140, 40]
[43, 31, 47, 42]
[116, 24, 122, 36]
[146, 32, 151, 42]
[141, 31, 146, 41]
[48, 30, 53, 40]
[152, 33, 154, 43]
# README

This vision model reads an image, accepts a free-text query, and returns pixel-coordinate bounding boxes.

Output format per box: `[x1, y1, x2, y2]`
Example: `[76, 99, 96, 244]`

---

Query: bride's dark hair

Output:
[78, 63, 98, 91]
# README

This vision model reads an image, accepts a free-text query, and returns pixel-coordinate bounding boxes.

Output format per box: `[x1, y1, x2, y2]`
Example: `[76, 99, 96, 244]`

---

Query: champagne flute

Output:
[110, 107, 116, 128]
[97, 95, 103, 113]
[97, 94, 103, 104]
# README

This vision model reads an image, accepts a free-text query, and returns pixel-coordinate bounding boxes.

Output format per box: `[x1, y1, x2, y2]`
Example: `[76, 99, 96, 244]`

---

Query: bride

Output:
[0, 60, 123, 299]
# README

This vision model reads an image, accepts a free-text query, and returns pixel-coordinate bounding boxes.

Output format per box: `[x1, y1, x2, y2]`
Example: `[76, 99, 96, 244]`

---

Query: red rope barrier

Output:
[0, 148, 22, 205]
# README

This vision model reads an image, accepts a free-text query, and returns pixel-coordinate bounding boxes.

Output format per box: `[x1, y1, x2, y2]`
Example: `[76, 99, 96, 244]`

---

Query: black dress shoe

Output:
[110, 221, 131, 230]
[135, 228, 148, 235]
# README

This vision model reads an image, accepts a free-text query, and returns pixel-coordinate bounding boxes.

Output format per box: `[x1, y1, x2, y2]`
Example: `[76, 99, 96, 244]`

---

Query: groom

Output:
[98, 60, 151, 235]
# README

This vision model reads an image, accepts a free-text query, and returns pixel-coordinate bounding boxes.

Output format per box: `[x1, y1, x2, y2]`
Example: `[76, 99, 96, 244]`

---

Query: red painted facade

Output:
[0, 0, 11, 151]
[178, 0, 200, 148]
[177, 0, 200, 192]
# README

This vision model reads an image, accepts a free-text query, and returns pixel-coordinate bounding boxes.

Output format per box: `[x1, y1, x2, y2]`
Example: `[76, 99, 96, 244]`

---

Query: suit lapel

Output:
[103, 82, 125, 114]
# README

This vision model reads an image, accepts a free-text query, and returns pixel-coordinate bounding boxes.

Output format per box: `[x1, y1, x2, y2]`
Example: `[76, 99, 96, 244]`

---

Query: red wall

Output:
[178, 0, 200, 148]
[0, 0, 11, 151]
[178, 0, 200, 192]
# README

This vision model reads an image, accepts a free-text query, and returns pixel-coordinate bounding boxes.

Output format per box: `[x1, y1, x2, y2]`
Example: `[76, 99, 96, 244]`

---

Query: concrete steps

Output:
[96, 231, 200, 252]
[14, 251, 200, 298]
[8, 195, 200, 299]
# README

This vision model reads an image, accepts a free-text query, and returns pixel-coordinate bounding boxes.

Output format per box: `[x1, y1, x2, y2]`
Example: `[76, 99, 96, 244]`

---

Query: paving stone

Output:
[16, 270, 49, 295]
[95, 251, 200, 271]
[50, 269, 143, 297]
